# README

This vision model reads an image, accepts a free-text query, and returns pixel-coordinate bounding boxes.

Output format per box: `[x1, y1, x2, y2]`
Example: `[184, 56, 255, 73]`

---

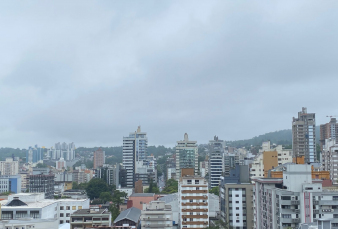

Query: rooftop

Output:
[72, 209, 109, 215]
[130, 193, 154, 197]
[114, 207, 141, 224]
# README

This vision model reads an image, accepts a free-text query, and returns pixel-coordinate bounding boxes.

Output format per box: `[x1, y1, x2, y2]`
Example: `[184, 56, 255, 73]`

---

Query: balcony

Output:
[292, 218, 301, 223]
[291, 200, 300, 205]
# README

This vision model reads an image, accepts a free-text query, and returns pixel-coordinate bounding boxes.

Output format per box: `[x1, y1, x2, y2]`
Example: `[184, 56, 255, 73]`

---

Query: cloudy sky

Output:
[0, 1, 337, 148]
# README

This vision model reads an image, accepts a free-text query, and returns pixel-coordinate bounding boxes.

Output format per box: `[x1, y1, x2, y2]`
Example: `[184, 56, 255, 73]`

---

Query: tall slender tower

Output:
[122, 126, 148, 188]
[208, 136, 225, 188]
[292, 107, 316, 163]
[175, 133, 198, 180]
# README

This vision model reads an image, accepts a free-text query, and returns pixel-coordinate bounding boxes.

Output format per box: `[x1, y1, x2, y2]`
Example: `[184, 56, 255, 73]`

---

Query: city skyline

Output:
[0, 1, 338, 148]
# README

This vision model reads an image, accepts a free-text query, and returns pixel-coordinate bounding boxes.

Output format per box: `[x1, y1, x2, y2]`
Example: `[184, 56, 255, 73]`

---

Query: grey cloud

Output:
[0, 0, 337, 148]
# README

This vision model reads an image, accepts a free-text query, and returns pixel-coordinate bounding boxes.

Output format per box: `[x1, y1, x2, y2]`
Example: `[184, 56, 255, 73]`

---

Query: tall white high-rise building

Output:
[122, 126, 148, 188]
[175, 133, 198, 180]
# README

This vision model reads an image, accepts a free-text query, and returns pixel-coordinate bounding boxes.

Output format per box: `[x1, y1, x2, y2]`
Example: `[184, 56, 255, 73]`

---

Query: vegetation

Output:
[73, 159, 93, 169]
[228, 127, 320, 148]
[209, 186, 219, 196]
[110, 189, 127, 221]
[72, 182, 88, 190]
[161, 179, 178, 194]
[0, 148, 26, 160]
[85, 178, 110, 200]
[35, 163, 47, 168]
[144, 180, 160, 193]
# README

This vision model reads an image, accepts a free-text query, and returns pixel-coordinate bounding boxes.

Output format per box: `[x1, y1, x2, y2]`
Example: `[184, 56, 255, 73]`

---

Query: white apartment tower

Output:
[208, 136, 225, 188]
[178, 173, 209, 229]
[175, 133, 198, 180]
[123, 126, 148, 188]
[292, 107, 316, 163]
[49, 142, 75, 161]
[0, 158, 19, 175]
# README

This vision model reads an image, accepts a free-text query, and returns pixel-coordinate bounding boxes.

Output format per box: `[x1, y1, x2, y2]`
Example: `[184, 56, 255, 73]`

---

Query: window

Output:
[66, 220, 69, 223]
[236, 201, 239, 203]
[72, 206, 76, 210]
[60, 220, 63, 224]
[66, 213, 70, 217]
[60, 206, 64, 210]
[195, 180, 199, 184]
[60, 213, 64, 217]
[66, 206, 70, 210]
[236, 207, 239, 210]
[235, 194, 239, 197]
[190, 199, 193, 203]
[196, 187, 199, 190]
[78, 206, 82, 210]
[187, 180, 192, 184]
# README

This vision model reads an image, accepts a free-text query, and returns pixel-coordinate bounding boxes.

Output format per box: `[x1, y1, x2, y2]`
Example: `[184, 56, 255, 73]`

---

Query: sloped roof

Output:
[114, 207, 141, 224]
[6, 198, 28, 207]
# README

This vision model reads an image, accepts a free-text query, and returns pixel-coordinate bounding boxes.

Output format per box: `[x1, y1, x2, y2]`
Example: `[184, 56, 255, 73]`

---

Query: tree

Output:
[35, 163, 47, 168]
[85, 178, 110, 200]
[161, 179, 178, 194]
[145, 180, 160, 193]
[72, 182, 88, 190]
[99, 192, 113, 203]
[110, 190, 127, 222]
[209, 186, 219, 196]
[207, 220, 233, 229]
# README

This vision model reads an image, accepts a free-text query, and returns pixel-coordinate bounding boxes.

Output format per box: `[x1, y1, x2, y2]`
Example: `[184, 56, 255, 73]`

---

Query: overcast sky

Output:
[1, 1, 338, 148]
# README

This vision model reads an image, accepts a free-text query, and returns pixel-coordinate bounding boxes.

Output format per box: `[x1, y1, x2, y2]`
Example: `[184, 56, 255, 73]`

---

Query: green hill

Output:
[228, 127, 320, 148]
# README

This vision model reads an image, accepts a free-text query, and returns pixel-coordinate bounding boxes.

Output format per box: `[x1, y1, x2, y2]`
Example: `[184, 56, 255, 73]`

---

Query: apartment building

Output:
[292, 107, 316, 163]
[322, 138, 338, 185]
[0, 158, 19, 175]
[141, 201, 173, 229]
[178, 170, 209, 229]
[175, 133, 198, 180]
[93, 148, 105, 169]
[95, 164, 120, 187]
[320, 118, 338, 150]
[56, 157, 66, 170]
[70, 208, 111, 229]
[253, 164, 338, 229]
[219, 165, 253, 229]
[26, 145, 43, 163]
[48, 142, 76, 161]
[123, 126, 148, 188]
[208, 136, 225, 188]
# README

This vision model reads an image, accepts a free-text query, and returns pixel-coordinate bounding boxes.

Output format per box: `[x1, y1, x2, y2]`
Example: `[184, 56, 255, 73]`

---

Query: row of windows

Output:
[60, 206, 82, 211]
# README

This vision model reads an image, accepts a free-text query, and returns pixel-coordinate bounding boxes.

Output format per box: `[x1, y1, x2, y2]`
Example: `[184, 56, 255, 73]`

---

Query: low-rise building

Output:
[70, 208, 111, 229]
[0, 193, 89, 225]
[127, 193, 158, 210]
[113, 207, 141, 229]
[141, 201, 173, 229]
[0, 175, 21, 194]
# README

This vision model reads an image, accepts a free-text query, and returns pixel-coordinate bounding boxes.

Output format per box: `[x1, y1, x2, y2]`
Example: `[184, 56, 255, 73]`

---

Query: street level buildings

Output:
[175, 133, 198, 180]
[253, 164, 338, 229]
[141, 201, 173, 229]
[292, 107, 316, 163]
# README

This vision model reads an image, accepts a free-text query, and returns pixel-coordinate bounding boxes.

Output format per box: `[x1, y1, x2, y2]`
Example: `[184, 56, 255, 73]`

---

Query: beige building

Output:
[250, 142, 292, 179]
[178, 169, 209, 229]
[141, 201, 173, 229]
[0, 158, 19, 175]
[93, 148, 105, 169]
[70, 208, 111, 229]
[220, 183, 253, 229]
[175, 133, 198, 180]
